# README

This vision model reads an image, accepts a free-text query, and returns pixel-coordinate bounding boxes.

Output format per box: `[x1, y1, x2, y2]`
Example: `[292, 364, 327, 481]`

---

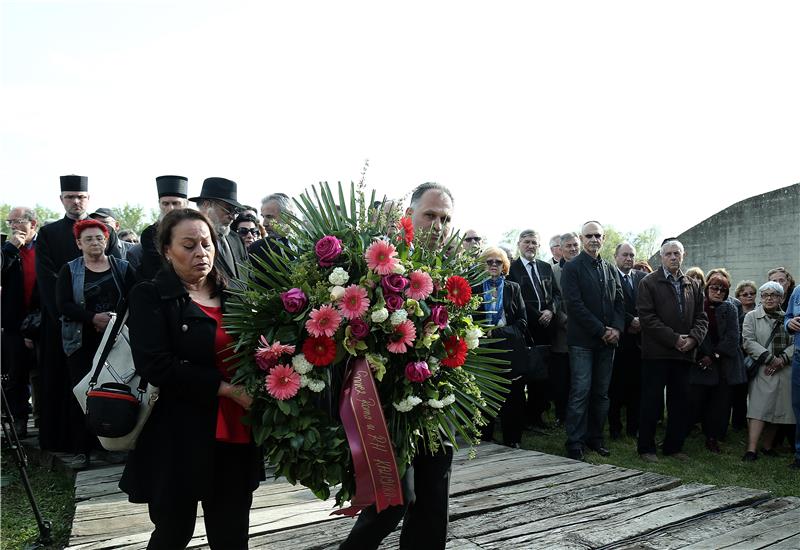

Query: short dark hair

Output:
[409, 182, 454, 210]
[73, 218, 109, 240]
[232, 213, 259, 231]
[157, 208, 227, 294]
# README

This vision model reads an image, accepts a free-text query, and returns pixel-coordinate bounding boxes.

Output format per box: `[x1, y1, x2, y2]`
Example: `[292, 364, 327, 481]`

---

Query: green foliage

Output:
[598, 225, 661, 263]
[113, 203, 157, 234]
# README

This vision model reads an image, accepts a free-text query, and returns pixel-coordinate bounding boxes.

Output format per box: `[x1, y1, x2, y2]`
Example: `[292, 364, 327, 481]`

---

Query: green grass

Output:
[1, 451, 75, 550]
[519, 412, 800, 498]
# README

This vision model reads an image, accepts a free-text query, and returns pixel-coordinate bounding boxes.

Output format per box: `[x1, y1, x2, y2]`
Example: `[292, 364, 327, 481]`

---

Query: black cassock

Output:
[35, 215, 122, 452]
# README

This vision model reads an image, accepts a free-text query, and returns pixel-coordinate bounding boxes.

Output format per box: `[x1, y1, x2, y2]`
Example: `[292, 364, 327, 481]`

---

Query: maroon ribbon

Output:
[332, 357, 404, 516]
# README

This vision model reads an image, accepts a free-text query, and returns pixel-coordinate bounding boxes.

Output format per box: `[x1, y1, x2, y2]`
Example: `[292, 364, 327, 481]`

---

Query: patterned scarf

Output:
[765, 307, 791, 357]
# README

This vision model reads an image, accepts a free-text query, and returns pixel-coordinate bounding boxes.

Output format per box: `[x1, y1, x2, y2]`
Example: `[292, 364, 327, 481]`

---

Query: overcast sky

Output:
[2, 0, 799, 249]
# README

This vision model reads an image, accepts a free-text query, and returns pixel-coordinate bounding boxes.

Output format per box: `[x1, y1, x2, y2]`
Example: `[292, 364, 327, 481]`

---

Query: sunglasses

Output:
[486, 259, 503, 266]
[236, 227, 259, 236]
[708, 285, 728, 292]
[584, 233, 602, 239]
[738, 291, 755, 297]
[464, 237, 481, 243]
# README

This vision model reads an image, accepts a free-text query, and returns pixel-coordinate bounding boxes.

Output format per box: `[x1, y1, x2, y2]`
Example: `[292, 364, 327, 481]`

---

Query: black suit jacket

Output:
[507, 257, 561, 344]
[215, 231, 248, 289]
[618, 268, 646, 350]
[561, 251, 625, 349]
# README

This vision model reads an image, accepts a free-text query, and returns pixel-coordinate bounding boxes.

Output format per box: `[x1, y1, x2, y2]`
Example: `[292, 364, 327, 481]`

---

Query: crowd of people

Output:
[1, 174, 799, 549]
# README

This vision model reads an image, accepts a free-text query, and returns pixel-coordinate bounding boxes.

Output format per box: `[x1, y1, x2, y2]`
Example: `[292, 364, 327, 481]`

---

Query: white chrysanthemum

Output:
[328, 267, 350, 286]
[392, 263, 406, 275]
[390, 309, 408, 326]
[442, 394, 456, 406]
[329, 285, 346, 301]
[299, 375, 310, 388]
[292, 354, 314, 375]
[428, 356, 440, 373]
[307, 378, 326, 393]
[427, 398, 444, 409]
[371, 308, 389, 323]
[393, 395, 423, 412]
[467, 327, 483, 341]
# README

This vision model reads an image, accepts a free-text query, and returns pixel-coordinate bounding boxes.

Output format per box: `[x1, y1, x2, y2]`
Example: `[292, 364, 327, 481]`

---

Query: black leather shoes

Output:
[567, 448, 585, 461]
[589, 445, 611, 457]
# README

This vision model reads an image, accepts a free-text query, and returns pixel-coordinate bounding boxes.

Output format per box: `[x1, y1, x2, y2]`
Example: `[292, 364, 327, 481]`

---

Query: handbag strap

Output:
[763, 319, 782, 351]
[87, 307, 130, 388]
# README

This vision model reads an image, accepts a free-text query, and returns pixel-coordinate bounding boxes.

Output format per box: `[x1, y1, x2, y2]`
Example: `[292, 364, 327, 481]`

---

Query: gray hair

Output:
[409, 182, 454, 210]
[560, 232, 579, 245]
[518, 229, 540, 241]
[549, 234, 562, 247]
[11, 206, 37, 222]
[759, 281, 785, 296]
[660, 239, 685, 255]
[261, 192, 294, 215]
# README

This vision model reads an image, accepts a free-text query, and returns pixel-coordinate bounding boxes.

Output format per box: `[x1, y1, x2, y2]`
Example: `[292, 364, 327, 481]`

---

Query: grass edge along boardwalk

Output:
[66, 443, 800, 549]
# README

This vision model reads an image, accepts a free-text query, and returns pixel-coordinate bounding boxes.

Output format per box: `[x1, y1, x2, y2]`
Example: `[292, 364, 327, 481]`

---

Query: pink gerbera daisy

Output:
[265, 364, 301, 400]
[406, 270, 434, 300]
[365, 240, 399, 276]
[386, 320, 417, 354]
[338, 285, 370, 320]
[254, 336, 296, 371]
[305, 304, 342, 337]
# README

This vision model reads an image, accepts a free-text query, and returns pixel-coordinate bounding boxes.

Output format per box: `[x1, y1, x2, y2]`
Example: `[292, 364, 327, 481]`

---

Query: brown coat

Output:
[637, 268, 708, 362]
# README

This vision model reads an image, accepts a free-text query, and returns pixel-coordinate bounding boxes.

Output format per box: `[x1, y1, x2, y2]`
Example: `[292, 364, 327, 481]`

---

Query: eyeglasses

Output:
[486, 259, 503, 266]
[708, 285, 728, 293]
[5, 219, 29, 225]
[215, 201, 241, 216]
[236, 227, 259, 236]
[738, 291, 755, 297]
[584, 233, 602, 239]
[761, 294, 780, 300]
[464, 237, 481, 243]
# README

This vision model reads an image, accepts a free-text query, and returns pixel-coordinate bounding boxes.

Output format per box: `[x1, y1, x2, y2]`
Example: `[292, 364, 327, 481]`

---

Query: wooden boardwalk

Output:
[66, 443, 800, 549]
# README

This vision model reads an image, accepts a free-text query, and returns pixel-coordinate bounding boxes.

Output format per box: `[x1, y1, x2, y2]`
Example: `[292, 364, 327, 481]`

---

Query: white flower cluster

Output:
[298, 375, 325, 392]
[426, 394, 456, 409]
[292, 353, 313, 375]
[428, 356, 440, 374]
[465, 327, 483, 349]
[392, 263, 406, 275]
[371, 308, 389, 323]
[328, 267, 350, 286]
[329, 285, 346, 300]
[390, 309, 408, 326]
[393, 395, 423, 412]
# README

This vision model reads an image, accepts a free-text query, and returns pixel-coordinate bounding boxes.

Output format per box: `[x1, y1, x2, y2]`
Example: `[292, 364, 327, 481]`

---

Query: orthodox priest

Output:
[137, 175, 189, 280]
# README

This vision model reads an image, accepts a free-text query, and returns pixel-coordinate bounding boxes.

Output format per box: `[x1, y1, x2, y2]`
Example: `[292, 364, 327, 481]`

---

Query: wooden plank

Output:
[765, 533, 800, 549]
[472, 484, 769, 549]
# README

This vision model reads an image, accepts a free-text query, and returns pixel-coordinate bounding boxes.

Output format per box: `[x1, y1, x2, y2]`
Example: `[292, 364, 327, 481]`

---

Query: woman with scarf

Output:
[741, 281, 795, 461]
[476, 246, 529, 448]
[688, 269, 746, 453]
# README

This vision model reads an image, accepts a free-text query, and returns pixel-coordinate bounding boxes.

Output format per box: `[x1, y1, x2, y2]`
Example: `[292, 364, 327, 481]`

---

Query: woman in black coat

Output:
[689, 269, 746, 453]
[119, 209, 264, 550]
[476, 246, 529, 447]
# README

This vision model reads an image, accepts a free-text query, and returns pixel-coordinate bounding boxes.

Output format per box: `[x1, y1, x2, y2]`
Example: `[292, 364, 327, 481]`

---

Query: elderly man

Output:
[607, 242, 647, 439]
[340, 182, 455, 550]
[463, 229, 482, 251]
[259, 192, 293, 238]
[560, 221, 624, 461]
[138, 175, 189, 280]
[191, 177, 247, 282]
[637, 239, 708, 462]
[549, 234, 563, 265]
[551, 231, 581, 424]
[2, 207, 40, 437]
[508, 229, 562, 429]
[553, 232, 580, 285]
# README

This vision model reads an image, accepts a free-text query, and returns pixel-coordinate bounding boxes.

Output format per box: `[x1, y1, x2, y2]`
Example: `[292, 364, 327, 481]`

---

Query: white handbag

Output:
[72, 311, 159, 451]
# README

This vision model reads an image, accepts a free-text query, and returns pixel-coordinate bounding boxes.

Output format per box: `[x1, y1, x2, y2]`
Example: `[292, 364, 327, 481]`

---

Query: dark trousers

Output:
[688, 383, 730, 441]
[549, 352, 571, 422]
[339, 446, 453, 550]
[565, 345, 615, 451]
[38, 316, 73, 451]
[728, 383, 748, 432]
[1, 330, 33, 420]
[608, 343, 642, 437]
[481, 376, 525, 446]
[638, 359, 691, 455]
[66, 348, 99, 455]
[147, 442, 254, 549]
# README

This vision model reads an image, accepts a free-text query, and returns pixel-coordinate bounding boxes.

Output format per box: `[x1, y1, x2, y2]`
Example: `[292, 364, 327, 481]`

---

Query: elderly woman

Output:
[476, 246, 529, 448]
[119, 209, 264, 549]
[735, 281, 758, 317]
[741, 281, 795, 461]
[688, 269, 746, 453]
[231, 213, 262, 249]
[768, 267, 796, 313]
[56, 219, 137, 467]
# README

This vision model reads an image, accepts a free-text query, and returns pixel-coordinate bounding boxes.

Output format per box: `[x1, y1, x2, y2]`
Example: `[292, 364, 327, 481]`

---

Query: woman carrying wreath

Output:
[119, 209, 263, 549]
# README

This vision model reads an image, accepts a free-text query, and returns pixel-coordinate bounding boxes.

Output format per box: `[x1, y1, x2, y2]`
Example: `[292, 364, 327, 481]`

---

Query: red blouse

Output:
[194, 302, 250, 444]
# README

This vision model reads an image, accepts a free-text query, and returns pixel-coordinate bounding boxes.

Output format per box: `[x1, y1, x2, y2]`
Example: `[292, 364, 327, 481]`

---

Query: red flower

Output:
[441, 335, 468, 368]
[302, 336, 337, 366]
[445, 276, 472, 307]
[397, 216, 414, 246]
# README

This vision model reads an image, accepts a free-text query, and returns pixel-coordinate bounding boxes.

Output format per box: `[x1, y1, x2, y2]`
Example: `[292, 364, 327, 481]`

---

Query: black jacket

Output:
[137, 222, 161, 281]
[561, 251, 625, 349]
[618, 268, 647, 350]
[119, 268, 264, 503]
[1, 238, 39, 331]
[507, 257, 561, 345]
[474, 279, 529, 372]
[692, 300, 747, 386]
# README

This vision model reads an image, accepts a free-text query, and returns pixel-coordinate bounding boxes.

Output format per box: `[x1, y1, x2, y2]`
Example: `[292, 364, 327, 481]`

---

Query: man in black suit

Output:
[135, 175, 189, 280]
[191, 178, 247, 287]
[507, 229, 562, 428]
[249, 192, 295, 273]
[560, 221, 624, 460]
[607, 242, 646, 439]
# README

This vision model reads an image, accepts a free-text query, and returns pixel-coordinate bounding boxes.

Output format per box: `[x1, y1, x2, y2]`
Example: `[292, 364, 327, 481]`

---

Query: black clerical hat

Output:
[156, 175, 188, 198]
[189, 177, 242, 209]
[60, 175, 88, 192]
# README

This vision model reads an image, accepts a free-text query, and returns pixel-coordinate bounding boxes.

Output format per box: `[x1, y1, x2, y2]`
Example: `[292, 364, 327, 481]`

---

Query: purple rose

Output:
[405, 361, 432, 383]
[315, 235, 343, 267]
[381, 274, 409, 295]
[385, 294, 405, 312]
[429, 305, 449, 329]
[349, 318, 370, 340]
[280, 288, 308, 313]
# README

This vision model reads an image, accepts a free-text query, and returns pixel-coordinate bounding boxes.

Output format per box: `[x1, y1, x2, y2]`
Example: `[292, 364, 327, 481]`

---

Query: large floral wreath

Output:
[225, 182, 508, 508]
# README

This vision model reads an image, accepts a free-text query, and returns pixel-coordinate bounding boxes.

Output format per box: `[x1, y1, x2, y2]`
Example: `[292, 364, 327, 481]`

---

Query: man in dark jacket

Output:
[636, 239, 708, 462]
[560, 221, 624, 461]
[137, 175, 189, 280]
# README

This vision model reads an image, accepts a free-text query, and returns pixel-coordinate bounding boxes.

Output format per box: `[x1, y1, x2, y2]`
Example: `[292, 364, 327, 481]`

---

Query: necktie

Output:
[623, 274, 632, 291]
[527, 261, 545, 307]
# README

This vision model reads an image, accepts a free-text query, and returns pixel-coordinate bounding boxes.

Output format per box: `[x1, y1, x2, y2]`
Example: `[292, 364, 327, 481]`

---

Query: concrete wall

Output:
[649, 183, 799, 289]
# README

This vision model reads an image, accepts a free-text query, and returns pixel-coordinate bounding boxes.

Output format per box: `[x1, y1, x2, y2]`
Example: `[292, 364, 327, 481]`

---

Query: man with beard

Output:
[35, 175, 123, 452]
[339, 181, 455, 550]
[249, 192, 295, 273]
[137, 175, 189, 280]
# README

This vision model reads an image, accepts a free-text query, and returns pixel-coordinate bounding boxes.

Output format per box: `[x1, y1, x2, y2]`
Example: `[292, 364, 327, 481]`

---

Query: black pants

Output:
[147, 442, 254, 549]
[608, 344, 642, 437]
[339, 446, 453, 550]
[481, 376, 525, 446]
[549, 352, 571, 422]
[728, 382, 748, 431]
[689, 383, 730, 441]
[638, 360, 691, 455]
[0, 330, 33, 420]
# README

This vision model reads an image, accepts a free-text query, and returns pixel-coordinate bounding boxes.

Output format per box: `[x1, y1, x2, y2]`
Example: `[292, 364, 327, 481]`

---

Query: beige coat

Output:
[742, 305, 795, 423]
